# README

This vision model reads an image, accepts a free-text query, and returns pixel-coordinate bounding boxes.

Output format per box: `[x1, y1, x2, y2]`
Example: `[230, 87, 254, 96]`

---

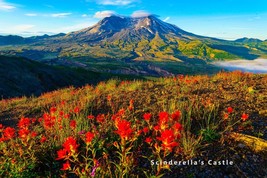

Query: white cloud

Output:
[131, 10, 151, 18]
[14, 24, 35, 31]
[0, 0, 16, 11]
[94, 10, 116, 18]
[82, 14, 88, 17]
[25, 13, 37, 17]
[0, 23, 35, 35]
[163, 17, 170, 22]
[52, 22, 97, 33]
[51, 13, 72, 18]
[96, 0, 136, 6]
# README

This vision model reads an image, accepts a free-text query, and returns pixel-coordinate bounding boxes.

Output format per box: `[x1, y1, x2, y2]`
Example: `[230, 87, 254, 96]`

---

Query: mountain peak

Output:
[67, 14, 189, 43]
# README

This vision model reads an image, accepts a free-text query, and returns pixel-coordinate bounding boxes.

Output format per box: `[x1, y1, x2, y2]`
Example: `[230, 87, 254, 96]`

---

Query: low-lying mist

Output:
[213, 59, 267, 73]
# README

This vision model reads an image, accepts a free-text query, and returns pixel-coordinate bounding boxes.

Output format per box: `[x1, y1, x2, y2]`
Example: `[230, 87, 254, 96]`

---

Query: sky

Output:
[0, 0, 267, 40]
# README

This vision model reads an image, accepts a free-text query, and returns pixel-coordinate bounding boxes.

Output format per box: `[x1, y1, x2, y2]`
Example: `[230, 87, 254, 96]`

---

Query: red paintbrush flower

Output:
[227, 107, 233, 114]
[154, 125, 160, 131]
[59, 111, 64, 117]
[143, 127, 149, 134]
[159, 112, 169, 123]
[85, 131, 94, 144]
[70, 120, 76, 129]
[18, 129, 30, 139]
[74, 107, 80, 114]
[0, 137, 6, 142]
[50, 107, 57, 114]
[171, 111, 181, 121]
[158, 112, 169, 130]
[128, 99, 134, 111]
[145, 137, 152, 144]
[40, 136, 47, 143]
[61, 160, 71, 171]
[157, 129, 179, 152]
[96, 114, 105, 123]
[62, 137, 79, 153]
[107, 95, 112, 101]
[56, 149, 68, 160]
[241, 113, 249, 121]
[87, 115, 95, 120]
[224, 113, 229, 120]
[31, 131, 38, 138]
[173, 123, 183, 135]
[143, 113, 152, 122]
[3, 127, 16, 140]
[17, 117, 31, 129]
[114, 119, 133, 140]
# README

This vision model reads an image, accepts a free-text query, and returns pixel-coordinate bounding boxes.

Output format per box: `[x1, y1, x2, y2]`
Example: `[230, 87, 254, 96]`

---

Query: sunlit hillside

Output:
[0, 71, 267, 177]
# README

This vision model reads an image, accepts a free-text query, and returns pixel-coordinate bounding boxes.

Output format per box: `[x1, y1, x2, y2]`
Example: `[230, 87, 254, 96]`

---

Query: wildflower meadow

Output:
[0, 71, 267, 177]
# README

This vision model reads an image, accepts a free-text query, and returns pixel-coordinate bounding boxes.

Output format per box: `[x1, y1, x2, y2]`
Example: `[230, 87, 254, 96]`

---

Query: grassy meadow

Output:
[0, 71, 267, 177]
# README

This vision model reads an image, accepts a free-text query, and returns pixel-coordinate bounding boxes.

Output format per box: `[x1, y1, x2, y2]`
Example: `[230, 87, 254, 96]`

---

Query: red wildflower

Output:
[143, 113, 152, 122]
[137, 130, 142, 136]
[159, 112, 169, 122]
[50, 107, 57, 114]
[87, 115, 95, 120]
[62, 137, 79, 153]
[241, 113, 249, 122]
[85, 131, 94, 144]
[185, 79, 191, 84]
[61, 161, 71, 171]
[227, 107, 233, 114]
[154, 125, 160, 131]
[59, 111, 64, 117]
[0, 124, 3, 129]
[143, 127, 149, 134]
[61, 100, 66, 106]
[157, 129, 179, 152]
[31, 131, 38, 138]
[114, 119, 133, 140]
[40, 136, 47, 143]
[128, 99, 134, 111]
[64, 114, 70, 119]
[173, 123, 183, 134]
[224, 113, 229, 120]
[145, 137, 152, 144]
[38, 118, 43, 123]
[0, 137, 6, 142]
[96, 114, 105, 123]
[74, 107, 80, 114]
[70, 120, 76, 129]
[43, 113, 56, 129]
[18, 129, 30, 139]
[118, 109, 125, 116]
[3, 127, 16, 140]
[158, 112, 169, 130]
[171, 111, 181, 121]
[107, 95, 112, 101]
[56, 149, 68, 160]
[31, 118, 37, 123]
[176, 133, 181, 139]
[17, 117, 31, 129]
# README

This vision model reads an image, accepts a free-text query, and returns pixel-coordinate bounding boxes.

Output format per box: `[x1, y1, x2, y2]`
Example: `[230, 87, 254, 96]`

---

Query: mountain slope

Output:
[0, 55, 147, 98]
